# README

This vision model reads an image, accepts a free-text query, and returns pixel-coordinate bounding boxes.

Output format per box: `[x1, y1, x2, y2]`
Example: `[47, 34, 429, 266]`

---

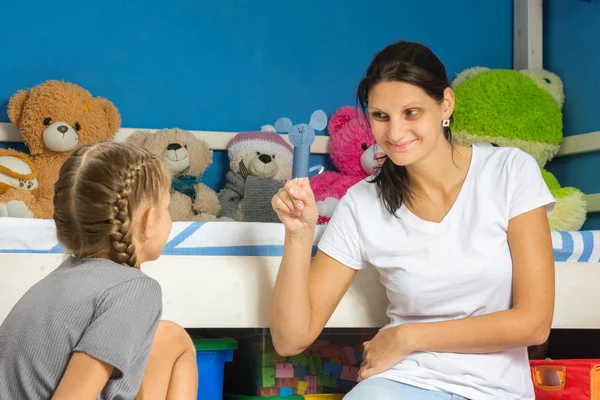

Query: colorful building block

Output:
[323, 361, 343, 378]
[276, 377, 298, 388]
[297, 380, 308, 395]
[305, 375, 317, 388]
[275, 363, 294, 378]
[355, 351, 363, 364]
[280, 387, 293, 397]
[308, 354, 323, 375]
[309, 339, 330, 351]
[305, 386, 317, 394]
[329, 345, 341, 359]
[341, 366, 359, 381]
[271, 352, 285, 365]
[341, 346, 358, 366]
[256, 352, 271, 367]
[289, 353, 309, 367]
[319, 346, 333, 358]
[294, 364, 307, 379]
[338, 378, 357, 392]
[260, 367, 275, 387]
[258, 386, 280, 396]
[317, 375, 337, 387]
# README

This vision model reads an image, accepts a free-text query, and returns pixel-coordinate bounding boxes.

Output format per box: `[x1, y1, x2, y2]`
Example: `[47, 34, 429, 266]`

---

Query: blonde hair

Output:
[53, 141, 169, 268]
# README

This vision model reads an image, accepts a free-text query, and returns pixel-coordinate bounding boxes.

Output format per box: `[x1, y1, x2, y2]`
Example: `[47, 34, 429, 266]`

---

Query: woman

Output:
[270, 41, 555, 400]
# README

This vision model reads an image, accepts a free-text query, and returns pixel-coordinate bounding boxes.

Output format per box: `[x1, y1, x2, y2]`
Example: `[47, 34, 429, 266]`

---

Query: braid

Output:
[54, 141, 167, 270]
[109, 161, 147, 267]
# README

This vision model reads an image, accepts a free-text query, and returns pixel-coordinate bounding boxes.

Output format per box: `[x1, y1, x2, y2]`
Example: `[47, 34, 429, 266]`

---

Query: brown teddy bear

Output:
[124, 127, 223, 221]
[0, 80, 121, 218]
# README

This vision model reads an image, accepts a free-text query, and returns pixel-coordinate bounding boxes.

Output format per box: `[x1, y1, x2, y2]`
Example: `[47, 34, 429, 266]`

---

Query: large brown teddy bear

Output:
[0, 80, 121, 218]
[124, 128, 223, 221]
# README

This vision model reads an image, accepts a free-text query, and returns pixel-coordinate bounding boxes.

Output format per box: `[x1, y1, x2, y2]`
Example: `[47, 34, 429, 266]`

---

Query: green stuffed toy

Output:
[451, 67, 587, 231]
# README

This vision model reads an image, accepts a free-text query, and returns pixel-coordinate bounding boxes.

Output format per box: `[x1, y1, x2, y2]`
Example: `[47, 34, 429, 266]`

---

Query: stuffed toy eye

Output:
[361, 143, 368, 150]
[43, 117, 52, 126]
[73, 122, 81, 131]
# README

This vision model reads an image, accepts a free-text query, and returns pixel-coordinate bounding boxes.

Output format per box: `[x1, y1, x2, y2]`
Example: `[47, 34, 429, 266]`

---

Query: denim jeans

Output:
[343, 378, 469, 400]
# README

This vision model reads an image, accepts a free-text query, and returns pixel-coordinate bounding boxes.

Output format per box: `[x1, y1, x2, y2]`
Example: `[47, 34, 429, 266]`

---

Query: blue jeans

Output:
[343, 378, 469, 400]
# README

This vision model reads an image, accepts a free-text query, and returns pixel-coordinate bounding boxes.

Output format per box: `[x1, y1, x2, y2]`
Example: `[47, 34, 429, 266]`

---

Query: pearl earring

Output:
[442, 119, 450, 127]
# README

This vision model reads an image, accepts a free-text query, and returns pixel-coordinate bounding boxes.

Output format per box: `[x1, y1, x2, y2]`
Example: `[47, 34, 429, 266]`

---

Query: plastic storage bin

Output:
[193, 337, 237, 400]
[223, 328, 377, 397]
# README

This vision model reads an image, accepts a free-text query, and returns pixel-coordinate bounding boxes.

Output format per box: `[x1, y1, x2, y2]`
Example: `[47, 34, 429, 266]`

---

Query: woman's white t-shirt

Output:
[317, 144, 556, 400]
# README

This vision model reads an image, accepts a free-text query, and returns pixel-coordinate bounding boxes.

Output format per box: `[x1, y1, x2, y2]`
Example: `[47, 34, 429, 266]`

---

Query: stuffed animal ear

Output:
[519, 69, 565, 109]
[328, 106, 359, 135]
[274, 117, 293, 133]
[7, 89, 30, 128]
[125, 130, 153, 147]
[451, 66, 490, 88]
[96, 97, 121, 136]
[309, 109, 327, 131]
[261, 124, 277, 132]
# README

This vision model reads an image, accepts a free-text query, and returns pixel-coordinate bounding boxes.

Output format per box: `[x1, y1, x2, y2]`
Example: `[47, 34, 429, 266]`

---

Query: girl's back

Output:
[0, 257, 162, 399]
[0, 141, 198, 399]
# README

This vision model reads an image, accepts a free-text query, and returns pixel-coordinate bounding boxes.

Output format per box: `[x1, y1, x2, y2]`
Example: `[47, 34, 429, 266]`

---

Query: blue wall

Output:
[0, 0, 513, 190]
[544, 0, 600, 230]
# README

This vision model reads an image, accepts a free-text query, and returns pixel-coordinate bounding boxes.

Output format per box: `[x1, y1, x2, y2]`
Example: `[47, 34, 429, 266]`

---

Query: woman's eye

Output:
[371, 112, 387, 120]
[405, 109, 419, 117]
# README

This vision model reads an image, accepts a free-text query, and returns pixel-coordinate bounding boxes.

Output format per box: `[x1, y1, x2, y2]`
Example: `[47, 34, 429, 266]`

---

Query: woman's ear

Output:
[442, 87, 455, 119]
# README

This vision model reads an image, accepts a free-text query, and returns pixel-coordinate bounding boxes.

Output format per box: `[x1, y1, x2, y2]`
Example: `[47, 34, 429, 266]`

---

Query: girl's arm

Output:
[52, 352, 113, 400]
[360, 205, 555, 379]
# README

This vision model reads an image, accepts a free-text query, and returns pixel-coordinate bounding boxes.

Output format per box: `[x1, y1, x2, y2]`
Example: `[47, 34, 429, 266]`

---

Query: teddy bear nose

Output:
[57, 125, 69, 134]
[258, 154, 272, 164]
[167, 143, 182, 151]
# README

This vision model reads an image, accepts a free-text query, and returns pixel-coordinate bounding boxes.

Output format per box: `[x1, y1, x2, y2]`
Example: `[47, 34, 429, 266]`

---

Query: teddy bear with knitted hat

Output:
[218, 129, 293, 222]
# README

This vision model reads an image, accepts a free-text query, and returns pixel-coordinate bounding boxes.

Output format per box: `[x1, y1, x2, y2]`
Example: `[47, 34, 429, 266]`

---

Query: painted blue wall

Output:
[544, 0, 600, 230]
[0, 0, 513, 190]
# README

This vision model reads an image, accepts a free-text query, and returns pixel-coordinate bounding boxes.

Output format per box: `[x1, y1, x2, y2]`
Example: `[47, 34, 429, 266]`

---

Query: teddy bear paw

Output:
[0, 200, 34, 218]
[316, 197, 340, 218]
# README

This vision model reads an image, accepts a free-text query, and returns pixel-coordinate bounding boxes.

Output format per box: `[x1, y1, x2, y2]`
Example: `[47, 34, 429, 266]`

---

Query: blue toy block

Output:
[323, 361, 343, 378]
[356, 351, 363, 363]
[338, 378, 357, 392]
[294, 364, 308, 379]
[280, 387, 293, 397]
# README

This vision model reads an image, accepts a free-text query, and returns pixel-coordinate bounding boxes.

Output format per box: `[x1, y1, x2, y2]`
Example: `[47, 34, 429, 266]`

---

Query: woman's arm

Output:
[360, 205, 554, 379]
[270, 245, 357, 356]
[270, 178, 358, 356]
[52, 352, 113, 400]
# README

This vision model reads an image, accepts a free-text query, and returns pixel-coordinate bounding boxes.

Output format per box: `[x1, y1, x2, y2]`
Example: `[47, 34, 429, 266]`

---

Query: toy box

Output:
[192, 337, 237, 400]
[530, 358, 600, 399]
[223, 328, 378, 397]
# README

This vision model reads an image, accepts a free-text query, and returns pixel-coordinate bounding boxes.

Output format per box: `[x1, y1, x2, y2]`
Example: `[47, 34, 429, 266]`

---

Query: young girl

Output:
[270, 41, 555, 399]
[0, 141, 198, 399]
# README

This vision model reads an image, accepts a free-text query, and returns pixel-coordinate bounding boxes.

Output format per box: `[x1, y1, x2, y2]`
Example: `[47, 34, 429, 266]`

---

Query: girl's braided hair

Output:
[53, 141, 169, 268]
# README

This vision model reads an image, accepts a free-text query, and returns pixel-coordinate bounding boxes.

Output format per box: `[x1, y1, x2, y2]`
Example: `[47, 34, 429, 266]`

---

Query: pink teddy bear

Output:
[310, 105, 384, 224]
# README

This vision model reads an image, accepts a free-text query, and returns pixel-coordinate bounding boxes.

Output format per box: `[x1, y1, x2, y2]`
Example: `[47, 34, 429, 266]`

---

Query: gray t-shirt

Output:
[0, 257, 162, 399]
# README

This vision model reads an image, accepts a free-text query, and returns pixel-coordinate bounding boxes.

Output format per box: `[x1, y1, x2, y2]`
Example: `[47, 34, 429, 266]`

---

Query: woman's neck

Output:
[406, 141, 472, 197]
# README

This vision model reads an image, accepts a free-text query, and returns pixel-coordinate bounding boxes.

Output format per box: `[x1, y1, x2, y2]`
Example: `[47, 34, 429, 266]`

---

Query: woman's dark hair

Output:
[357, 41, 453, 216]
